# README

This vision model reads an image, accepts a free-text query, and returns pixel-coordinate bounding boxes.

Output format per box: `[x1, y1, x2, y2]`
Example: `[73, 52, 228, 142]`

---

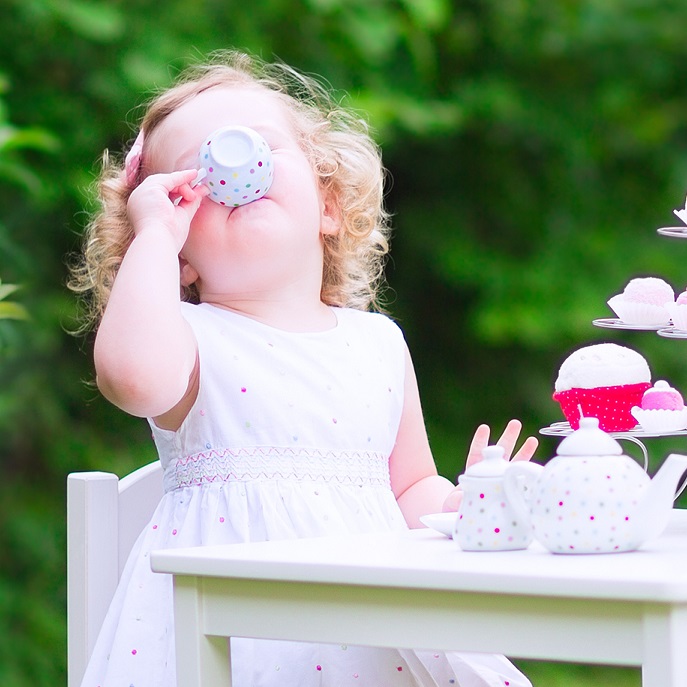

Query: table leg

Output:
[642, 604, 687, 687]
[173, 575, 232, 687]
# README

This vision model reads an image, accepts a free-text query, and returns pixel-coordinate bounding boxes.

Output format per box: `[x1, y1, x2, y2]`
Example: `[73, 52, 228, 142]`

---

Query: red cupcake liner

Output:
[553, 382, 651, 432]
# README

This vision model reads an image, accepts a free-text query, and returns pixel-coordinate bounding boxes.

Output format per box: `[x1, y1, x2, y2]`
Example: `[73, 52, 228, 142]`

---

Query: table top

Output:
[151, 508, 687, 604]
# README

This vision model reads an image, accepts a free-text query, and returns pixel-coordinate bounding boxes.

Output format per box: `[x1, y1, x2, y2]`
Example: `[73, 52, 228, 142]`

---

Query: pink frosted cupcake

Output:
[666, 289, 687, 331]
[553, 343, 651, 432]
[631, 380, 687, 432]
[607, 277, 674, 325]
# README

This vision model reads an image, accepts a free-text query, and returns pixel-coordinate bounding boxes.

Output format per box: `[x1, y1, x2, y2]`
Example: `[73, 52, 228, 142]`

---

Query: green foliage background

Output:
[5, 0, 687, 684]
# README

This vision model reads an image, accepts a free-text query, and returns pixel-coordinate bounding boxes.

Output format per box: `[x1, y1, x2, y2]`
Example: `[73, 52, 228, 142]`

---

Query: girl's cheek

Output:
[193, 199, 223, 223]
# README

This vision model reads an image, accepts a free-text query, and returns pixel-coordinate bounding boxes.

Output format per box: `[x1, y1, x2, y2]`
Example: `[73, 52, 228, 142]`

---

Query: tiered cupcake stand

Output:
[593, 220, 687, 338]
[539, 218, 687, 495]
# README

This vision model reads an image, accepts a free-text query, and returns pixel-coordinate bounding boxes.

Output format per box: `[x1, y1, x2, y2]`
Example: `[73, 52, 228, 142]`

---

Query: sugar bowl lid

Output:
[462, 444, 508, 477]
[557, 417, 622, 456]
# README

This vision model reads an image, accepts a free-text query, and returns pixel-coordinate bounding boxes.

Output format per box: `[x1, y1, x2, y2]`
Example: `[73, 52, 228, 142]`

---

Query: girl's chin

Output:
[231, 196, 270, 212]
[222, 197, 271, 224]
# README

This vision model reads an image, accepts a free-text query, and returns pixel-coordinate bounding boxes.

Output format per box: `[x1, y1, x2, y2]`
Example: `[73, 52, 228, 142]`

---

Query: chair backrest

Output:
[66, 461, 164, 687]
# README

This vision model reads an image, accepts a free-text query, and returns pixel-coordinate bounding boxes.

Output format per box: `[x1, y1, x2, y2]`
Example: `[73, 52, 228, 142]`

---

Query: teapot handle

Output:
[502, 462, 543, 531]
[616, 436, 649, 472]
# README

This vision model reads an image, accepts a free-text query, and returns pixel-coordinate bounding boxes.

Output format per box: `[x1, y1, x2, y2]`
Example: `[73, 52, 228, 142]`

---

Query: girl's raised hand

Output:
[127, 169, 209, 252]
[466, 419, 538, 469]
[442, 419, 538, 512]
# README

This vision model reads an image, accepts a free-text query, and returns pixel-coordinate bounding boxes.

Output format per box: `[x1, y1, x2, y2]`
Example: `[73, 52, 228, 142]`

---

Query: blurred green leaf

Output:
[0, 282, 20, 301]
[46, 0, 125, 41]
[400, 0, 450, 30]
[0, 302, 28, 320]
[0, 126, 60, 153]
[0, 281, 28, 321]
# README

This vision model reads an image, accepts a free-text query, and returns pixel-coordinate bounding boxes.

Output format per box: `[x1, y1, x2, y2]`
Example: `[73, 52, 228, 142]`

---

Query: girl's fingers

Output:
[466, 424, 490, 468]
[174, 182, 198, 205]
[512, 435, 539, 462]
[175, 183, 209, 211]
[442, 485, 464, 513]
[137, 169, 202, 198]
[464, 420, 539, 475]
[495, 419, 523, 459]
[163, 168, 201, 188]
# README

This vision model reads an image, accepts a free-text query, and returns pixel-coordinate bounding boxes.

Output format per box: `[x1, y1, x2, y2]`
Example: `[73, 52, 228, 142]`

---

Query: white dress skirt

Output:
[79, 303, 532, 687]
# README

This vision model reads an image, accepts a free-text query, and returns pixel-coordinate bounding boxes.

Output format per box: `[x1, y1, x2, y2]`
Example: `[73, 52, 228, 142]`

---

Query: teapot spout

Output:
[636, 453, 687, 544]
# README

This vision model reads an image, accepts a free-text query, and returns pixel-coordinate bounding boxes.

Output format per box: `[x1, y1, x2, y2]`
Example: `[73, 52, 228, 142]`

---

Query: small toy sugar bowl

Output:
[454, 445, 533, 551]
[503, 417, 687, 554]
[198, 125, 273, 207]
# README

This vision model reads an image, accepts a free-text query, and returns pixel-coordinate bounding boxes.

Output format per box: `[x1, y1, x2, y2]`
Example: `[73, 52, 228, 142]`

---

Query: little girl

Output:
[70, 50, 537, 687]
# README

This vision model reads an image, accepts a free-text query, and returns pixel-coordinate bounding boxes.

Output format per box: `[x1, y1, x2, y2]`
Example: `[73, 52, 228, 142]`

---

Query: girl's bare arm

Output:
[390, 347, 538, 528]
[94, 170, 207, 419]
[390, 347, 455, 528]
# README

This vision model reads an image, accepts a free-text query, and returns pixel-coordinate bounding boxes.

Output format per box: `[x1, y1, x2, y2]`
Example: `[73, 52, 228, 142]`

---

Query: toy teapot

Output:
[453, 445, 533, 551]
[503, 417, 687, 554]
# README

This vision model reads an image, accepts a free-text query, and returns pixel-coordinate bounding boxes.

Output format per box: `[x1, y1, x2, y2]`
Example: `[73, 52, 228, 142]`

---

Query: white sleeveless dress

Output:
[80, 303, 532, 687]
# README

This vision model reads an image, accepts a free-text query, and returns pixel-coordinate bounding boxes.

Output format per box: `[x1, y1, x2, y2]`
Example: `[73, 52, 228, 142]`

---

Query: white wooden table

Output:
[151, 509, 687, 687]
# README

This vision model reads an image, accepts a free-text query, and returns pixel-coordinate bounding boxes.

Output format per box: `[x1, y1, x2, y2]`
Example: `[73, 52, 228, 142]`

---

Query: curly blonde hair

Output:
[68, 50, 392, 332]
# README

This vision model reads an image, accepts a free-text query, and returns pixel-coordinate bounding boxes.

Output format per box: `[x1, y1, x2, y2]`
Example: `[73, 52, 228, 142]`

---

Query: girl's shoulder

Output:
[334, 306, 400, 328]
[333, 307, 406, 345]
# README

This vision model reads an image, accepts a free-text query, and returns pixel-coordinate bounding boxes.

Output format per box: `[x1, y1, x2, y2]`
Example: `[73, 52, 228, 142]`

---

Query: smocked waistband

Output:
[163, 446, 391, 492]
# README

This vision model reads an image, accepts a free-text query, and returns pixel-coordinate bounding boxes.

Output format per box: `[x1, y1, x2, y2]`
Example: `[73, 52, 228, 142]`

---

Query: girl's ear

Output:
[179, 257, 199, 287]
[320, 189, 342, 236]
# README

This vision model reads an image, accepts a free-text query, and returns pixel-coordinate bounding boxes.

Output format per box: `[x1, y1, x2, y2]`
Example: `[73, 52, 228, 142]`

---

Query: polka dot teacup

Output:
[198, 126, 273, 207]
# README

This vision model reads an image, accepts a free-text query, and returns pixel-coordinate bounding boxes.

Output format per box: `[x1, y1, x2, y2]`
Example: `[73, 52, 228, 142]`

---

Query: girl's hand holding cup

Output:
[127, 169, 209, 252]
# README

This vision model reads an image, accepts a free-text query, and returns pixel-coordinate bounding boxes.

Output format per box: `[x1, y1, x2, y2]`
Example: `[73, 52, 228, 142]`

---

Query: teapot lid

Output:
[557, 417, 622, 456]
[463, 444, 508, 477]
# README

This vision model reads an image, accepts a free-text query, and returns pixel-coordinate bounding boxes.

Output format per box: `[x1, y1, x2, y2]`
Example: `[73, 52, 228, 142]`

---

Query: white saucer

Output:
[657, 226, 687, 238]
[657, 327, 687, 339]
[593, 317, 671, 331]
[540, 421, 687, 439]
[419, 512, 456, 538]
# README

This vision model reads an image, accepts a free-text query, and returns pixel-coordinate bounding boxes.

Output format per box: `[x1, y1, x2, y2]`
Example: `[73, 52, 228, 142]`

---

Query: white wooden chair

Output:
[67, 461, 164, 687]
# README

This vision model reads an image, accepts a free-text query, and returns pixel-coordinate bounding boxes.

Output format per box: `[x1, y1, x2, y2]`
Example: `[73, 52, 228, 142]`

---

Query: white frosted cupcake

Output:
[631, 380, 687, 433]
[674, 197, 687, 225]
[553, 343, 651, 432]
[607, 277, 674, 326]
